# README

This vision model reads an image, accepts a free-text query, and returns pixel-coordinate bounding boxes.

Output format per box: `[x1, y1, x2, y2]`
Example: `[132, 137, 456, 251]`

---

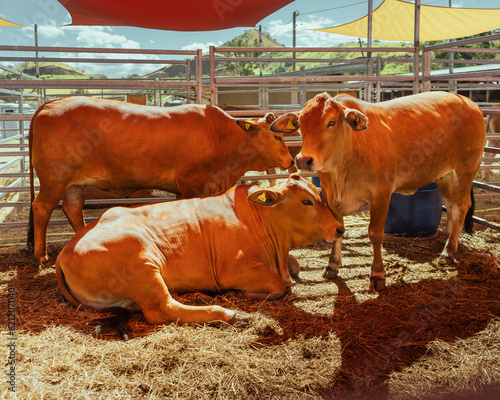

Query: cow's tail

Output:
[464, 187, 475, 235]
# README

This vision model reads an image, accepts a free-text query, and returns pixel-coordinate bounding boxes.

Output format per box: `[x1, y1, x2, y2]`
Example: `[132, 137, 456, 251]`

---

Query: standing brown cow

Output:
[295, 91, 486, 290]
[28, 97, 299, 266]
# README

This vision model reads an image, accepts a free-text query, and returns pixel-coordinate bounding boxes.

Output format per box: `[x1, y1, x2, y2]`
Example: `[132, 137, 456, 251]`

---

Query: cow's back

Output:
[31, 97, 220, 193]
[335, 91, 486, 192]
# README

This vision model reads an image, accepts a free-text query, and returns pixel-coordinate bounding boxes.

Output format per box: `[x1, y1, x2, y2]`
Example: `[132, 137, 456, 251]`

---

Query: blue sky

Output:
[0, 0, 495, 77]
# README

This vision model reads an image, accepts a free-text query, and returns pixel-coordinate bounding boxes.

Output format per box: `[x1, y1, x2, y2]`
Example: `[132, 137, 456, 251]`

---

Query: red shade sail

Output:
[58, 0, 293, 31]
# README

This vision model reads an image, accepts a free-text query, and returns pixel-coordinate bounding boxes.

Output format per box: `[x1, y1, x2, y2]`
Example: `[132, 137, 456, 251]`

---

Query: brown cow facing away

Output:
[295, 91, 486, 290]
[28, 97, 299, 265]
[55, 174, 344, 325]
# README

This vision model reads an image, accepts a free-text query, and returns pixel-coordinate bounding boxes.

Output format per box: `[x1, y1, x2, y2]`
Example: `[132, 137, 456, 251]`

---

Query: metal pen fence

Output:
[0, 36, 499, 240]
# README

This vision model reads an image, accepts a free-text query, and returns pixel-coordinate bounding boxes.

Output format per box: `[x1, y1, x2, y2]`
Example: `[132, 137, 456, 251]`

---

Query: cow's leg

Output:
[62, 185, 86, 233]
[136, 272, 249, 325]
[229, 264, 288, 300]
[325, 215, 344, 279]
[436, 175, 454, 237]
[438, 172, 474, 262]
[31, 186, 65, 265]
[367, 196, 391, 291]
[266, 167, 277, 187]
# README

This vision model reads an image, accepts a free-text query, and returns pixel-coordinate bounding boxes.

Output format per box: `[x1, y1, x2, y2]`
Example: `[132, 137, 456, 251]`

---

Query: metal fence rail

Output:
[1, 37, 499, 240]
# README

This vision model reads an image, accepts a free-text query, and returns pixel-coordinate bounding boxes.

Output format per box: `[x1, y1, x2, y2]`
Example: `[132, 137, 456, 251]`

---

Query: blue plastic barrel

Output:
[312, 176, 324, 202]
[384, 183, 442, 237]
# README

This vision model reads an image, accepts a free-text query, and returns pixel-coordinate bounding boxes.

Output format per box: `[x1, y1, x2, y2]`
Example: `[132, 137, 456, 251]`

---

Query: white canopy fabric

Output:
[316, 0, 500, 41]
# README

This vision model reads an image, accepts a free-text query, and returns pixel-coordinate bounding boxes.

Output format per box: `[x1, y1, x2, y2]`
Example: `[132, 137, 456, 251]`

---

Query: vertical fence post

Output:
[366, 58, 374, 102]
[413, 0, 421, 94]
[422, 48, 431, 92]
[209, 46, 216, 105]
[375, 56, 382, 102]
[186, 59, 191, 104]
[197, 49, 203, 104]
[366, 0, 373, 102]
[300, 68, 306, 107]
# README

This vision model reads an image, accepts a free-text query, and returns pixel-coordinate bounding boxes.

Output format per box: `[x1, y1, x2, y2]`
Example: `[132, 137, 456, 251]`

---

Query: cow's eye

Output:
[302, 199, 314, 206]
[274, 135, 282, 141]
[327, 121, 336, 128]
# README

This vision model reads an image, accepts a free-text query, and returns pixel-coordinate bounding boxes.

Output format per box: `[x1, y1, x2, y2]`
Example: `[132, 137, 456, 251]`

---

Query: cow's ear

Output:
[270, 113, 300, 134]
[235, 119, 257, 132]
[265, 113, 276, 124]
[344, 108, 368, 131]
[247, 188, 284, 207]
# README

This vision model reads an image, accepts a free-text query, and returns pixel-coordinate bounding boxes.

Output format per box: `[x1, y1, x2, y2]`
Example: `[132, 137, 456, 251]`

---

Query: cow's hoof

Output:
[439, 253, 456, 265]
[370, 276, 386, 291]
[323, 268, 338, 279]
[93, 325, 102, 337]
[39, 259, 53, 269]
[230, 311, 251, 324]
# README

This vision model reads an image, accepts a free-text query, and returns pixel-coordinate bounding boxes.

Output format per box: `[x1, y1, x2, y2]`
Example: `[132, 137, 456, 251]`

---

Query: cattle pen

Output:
[1, 34, 500, 400]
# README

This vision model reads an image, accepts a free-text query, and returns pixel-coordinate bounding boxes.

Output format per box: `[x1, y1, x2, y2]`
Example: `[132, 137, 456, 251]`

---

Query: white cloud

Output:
[66, 26, 141, 49]
[268, 15, 354, 47]
[38, 25, 65, 40]
[52, 27, 168, 78]
[65, 60, 161, 78]
[61, 50, 164, 78]
[182, 41, 224, 53]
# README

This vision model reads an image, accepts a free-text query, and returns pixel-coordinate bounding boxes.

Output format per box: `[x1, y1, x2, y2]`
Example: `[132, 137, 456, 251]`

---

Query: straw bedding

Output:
[1, 210, 499, 399]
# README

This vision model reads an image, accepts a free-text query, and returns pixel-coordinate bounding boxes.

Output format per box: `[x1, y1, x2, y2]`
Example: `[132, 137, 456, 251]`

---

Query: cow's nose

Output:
[290, 159, 295, 167]
[296, 156, 314, 170]
[336, 227, 345, 237]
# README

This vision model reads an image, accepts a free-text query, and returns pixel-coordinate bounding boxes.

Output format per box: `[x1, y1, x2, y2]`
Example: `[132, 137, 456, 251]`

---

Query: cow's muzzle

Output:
[281, 158, 295, 170]
[296, 156, 314, 171]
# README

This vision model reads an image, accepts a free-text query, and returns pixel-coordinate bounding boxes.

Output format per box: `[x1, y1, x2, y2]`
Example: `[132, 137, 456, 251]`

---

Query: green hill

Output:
[222, 28, 284, 49]
[0, 62, 93, 79]
[144, 30, 417, 79]
[143, 29, 285, 79]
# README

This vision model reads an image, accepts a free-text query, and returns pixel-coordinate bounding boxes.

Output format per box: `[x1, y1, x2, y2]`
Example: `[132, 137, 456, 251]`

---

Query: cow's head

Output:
[296, 93, 368, 172]
[247, 173, 344, 247]
[235, 113, 299, 170]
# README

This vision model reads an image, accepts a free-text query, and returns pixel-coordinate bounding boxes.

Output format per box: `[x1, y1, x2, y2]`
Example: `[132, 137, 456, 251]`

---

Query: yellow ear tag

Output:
[355, 116, 360, 122]
[286, 120, 295, 130]
[245, 123, 251, 130]
[258, 192, 267, 202]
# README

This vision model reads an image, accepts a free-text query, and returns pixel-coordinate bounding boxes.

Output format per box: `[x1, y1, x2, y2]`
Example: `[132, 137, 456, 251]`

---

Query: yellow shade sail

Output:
[0, 16, 24, 27]
[315, 0, 500, 42]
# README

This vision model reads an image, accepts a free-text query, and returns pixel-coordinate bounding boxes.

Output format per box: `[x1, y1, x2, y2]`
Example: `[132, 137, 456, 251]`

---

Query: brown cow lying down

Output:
[28, 97, 299, 266]
[55, 174, 344, 325]
[295, 91, 486, 290]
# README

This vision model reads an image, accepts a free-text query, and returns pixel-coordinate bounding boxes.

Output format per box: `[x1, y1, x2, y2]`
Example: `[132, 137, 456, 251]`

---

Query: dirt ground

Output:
[1, 194, 499, 399]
